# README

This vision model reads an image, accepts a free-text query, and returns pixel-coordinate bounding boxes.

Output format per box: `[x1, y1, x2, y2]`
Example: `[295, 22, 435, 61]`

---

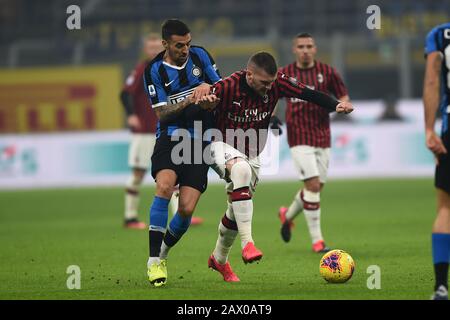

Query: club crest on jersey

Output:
[263, 95, 269, 103]
[192, 66, 202, 77]
[317, 73, 324, 83]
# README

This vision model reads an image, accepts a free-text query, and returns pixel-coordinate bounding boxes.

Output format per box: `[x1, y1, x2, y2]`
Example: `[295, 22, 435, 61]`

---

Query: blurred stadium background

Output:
[1, 0, 448, 187]
[0, 0, 448, 300]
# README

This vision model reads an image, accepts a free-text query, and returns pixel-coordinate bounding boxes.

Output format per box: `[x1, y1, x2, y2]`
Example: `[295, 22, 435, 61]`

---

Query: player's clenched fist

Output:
[336, 101, 354, 114]
[426, 130, 448, 156]
[191, 83, 212, 102]
[197, 94, 220, 110]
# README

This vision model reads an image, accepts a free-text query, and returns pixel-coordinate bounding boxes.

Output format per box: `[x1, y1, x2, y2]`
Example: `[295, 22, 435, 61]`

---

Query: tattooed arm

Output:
[154, 96, 195, 123]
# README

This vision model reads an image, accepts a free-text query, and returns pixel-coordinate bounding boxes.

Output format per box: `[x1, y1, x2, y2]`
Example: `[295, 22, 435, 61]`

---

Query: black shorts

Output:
[435, 129, 450, 194]
[151, 134, 210, 193]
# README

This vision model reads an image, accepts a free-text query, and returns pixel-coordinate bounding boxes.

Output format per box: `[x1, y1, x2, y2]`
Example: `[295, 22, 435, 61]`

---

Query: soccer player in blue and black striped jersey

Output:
[143, 19, 220, 287]
[424, 22, 450, 300]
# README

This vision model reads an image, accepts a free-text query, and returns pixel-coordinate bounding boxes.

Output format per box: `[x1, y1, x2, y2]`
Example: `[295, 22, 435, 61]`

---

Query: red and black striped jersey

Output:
[280, 61, 348, 148]
[211, 70, 335, 157]
[123, 60, 158, 133]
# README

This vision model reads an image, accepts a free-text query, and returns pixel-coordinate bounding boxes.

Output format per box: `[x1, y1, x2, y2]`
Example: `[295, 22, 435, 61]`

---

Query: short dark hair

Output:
[161, 19, 190, 41]
[295, 32, 313, 39]
[248, 52, 277, 76]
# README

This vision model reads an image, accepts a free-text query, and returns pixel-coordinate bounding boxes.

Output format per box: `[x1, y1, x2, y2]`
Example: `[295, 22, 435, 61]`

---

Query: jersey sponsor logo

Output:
[164, 80, 175, 87]
[168, 87, 195, 104]
[192, 66, 202, 77]
[227, 109, 270, 123]
[148, 84, 156, 97]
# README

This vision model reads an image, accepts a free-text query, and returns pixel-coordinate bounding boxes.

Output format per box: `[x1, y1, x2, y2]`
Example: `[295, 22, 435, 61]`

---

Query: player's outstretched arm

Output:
[335, 101, 354, 114]
[301, 87, 354, 114]
[280, 74, 353, 114]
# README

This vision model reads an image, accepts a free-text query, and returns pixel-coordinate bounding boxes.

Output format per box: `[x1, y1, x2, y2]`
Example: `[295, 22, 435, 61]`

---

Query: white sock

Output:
[168, 191, 179, 217]
[125, 188, 139, 220]
[286, 191, 303, 221]
[213, 202, 238, 264]
[147, 256, 160, 268]
[304, 208, 323, 243]
[125, 174, 143, 220]
[232, 198, 253, 248]
[301, 190, 323, 243]
[229, 161, 254, 248]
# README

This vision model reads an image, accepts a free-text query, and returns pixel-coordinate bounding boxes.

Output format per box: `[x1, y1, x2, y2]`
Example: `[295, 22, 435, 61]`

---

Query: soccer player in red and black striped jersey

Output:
[198, 52, 353, 282]
[120, 33, 163, 230]
[277, 33, 350, 253]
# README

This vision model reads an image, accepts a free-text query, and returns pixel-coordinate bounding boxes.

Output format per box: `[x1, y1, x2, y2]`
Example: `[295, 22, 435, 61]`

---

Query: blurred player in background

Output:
[120, 33, 163, 229]
[143, 19, 221, 287]
[201, 52, 353, 282]
[274, 33, 349, 253]
[120, 33, 204, 230]
[423, 22, 450, 300]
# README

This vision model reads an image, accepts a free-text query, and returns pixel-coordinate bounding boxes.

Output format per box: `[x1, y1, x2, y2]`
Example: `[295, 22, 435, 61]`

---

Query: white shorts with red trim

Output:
[209, 141, 260, 193]
[290, 145, 330, 183]
[128, 133, 156, 170]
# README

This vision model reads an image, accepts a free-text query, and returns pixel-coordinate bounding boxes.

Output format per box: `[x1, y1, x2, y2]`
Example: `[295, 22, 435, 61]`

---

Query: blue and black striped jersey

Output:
[425, 22, 450, 133]
[143, 46, 221, 137]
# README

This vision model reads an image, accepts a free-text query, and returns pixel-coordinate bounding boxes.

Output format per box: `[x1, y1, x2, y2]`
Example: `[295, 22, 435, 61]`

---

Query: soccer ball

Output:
[319, 249, 355, 283]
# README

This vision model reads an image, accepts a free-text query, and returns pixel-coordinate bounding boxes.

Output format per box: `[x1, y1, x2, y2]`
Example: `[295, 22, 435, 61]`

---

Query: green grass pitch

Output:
[0, 178, 437, 300]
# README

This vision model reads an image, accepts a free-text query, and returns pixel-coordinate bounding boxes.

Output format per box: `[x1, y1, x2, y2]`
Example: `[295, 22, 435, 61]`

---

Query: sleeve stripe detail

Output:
[152, 102, 167, 108]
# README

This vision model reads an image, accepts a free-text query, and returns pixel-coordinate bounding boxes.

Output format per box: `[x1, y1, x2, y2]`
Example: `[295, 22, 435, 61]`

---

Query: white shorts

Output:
[290, 145, 330, 183]
[128, 133, 156, 170]
[209, 141, 260, 193]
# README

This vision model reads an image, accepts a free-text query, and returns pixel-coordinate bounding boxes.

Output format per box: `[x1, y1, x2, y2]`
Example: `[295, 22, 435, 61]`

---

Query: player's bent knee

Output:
[230, 160, 252, 188]
[177, 203, 195, 217]
[302, 189, 320, 203]
[127, 174, 143, 188]
[156, 181, 174, 198]
[304, 179, 321, 193]
[306, 185, 321, 193]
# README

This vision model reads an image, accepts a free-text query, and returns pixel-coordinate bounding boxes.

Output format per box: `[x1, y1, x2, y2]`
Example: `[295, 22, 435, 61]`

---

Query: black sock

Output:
[149, 230, 164, 257]
[434, 262, 449, 291]
[163, 229, 181, 248]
